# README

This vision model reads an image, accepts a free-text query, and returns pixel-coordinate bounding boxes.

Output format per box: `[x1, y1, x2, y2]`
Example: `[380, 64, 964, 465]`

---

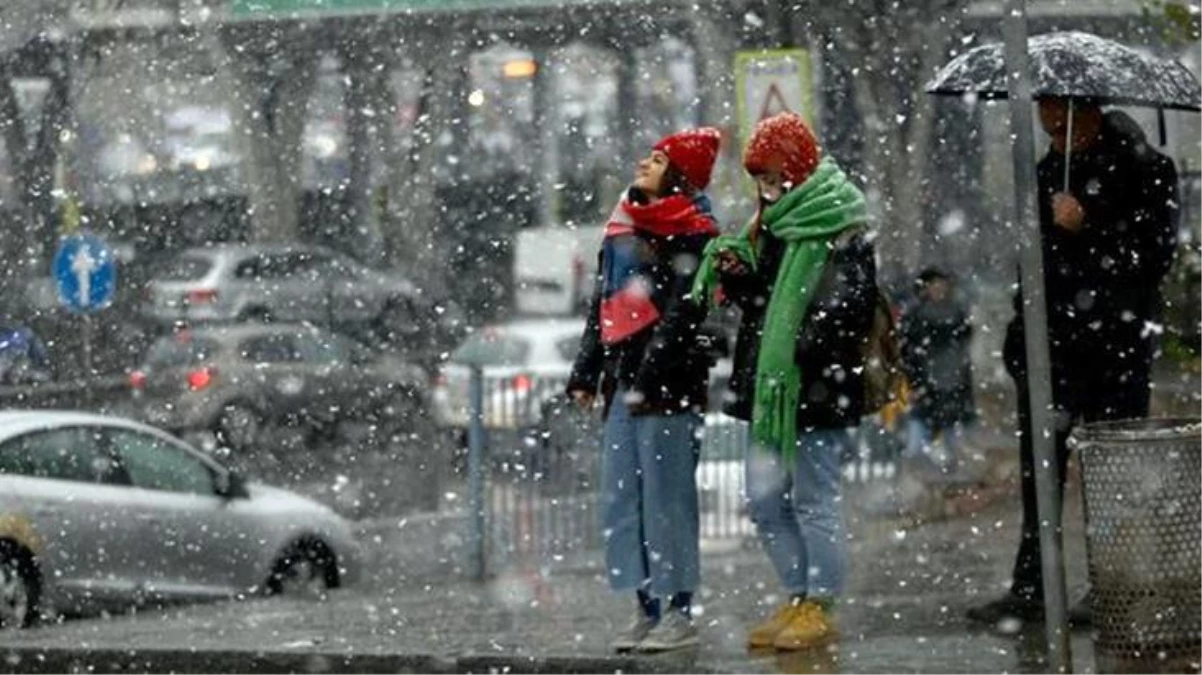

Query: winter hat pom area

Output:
[653, 127, 722, 191]
[742, 112, 822, 188]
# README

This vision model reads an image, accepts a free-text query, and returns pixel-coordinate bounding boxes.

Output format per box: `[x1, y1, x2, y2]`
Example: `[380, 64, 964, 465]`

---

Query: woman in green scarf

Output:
[693, 113, 878, 651]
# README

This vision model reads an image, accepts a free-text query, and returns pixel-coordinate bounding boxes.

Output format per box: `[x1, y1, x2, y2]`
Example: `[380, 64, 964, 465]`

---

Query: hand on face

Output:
[754, 170, 786, 204]
[715, 250, 748, 277]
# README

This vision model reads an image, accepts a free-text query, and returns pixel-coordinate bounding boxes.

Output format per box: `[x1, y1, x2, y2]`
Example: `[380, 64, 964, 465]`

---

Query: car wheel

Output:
[0, 542, 38, 630]
[381, 389, 431, 437]
[266, 539, 339, 599]
[377, 299, 419, 344]
[216, 403, 263, 456]
[239, 307, 272, 323]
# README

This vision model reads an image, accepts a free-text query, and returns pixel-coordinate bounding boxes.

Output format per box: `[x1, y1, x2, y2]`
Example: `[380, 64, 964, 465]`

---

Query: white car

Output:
[0, 411, 361, 629]
[141, 244, 424, 335]
[433, 318, 586, 432]
[433, 318, 734, 432]
[513, 225, 601, 316]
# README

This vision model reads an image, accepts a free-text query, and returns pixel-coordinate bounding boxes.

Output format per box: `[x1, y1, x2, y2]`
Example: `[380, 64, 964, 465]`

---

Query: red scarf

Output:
[598, 194, 717, 345]
[605, 194, 718, 238]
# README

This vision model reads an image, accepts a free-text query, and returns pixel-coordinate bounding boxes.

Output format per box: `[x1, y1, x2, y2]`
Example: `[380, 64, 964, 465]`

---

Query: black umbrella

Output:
[926, 30, 1201, 111]
[927, 30, 1201, 190]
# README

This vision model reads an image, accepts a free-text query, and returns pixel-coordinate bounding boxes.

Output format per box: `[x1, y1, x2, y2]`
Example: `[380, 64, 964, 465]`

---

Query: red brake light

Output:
[129, 370, 147, 390]
[512, 374, 532, 392]
[187, 367, 214, 391]
[186, 289, 218, 305]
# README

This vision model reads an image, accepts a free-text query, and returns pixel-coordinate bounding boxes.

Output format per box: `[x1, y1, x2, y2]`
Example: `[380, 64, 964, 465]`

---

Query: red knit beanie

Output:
[653, 127, 722, 191]
[742, 113, 822, 188]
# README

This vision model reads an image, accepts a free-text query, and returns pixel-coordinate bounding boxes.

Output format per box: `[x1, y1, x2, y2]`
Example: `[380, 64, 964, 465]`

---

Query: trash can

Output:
[1070, 418, 1202, 674]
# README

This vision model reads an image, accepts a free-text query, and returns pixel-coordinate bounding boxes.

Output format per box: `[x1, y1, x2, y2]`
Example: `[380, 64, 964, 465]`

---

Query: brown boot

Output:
[748, 601, 804, 649]
[774, 601, 839, 651]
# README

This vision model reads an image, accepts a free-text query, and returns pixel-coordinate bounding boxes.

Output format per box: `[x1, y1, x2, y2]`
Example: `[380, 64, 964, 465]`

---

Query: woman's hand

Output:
[569, 389, 595, 410]
[623, 389, 652, 416]
[715, 250, 748, 277]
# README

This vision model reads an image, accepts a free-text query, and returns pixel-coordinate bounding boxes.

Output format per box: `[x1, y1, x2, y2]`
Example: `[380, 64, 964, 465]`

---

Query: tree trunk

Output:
[388, 52, 465, 289]
[840, 16, 955, 285]
[688, 7, 743, 226]
[531, 46, 560, 228]
[220, 32, 317, 243]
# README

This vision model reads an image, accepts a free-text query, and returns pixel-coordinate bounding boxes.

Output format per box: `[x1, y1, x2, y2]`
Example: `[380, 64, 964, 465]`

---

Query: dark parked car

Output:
[127, 323, 429, 455]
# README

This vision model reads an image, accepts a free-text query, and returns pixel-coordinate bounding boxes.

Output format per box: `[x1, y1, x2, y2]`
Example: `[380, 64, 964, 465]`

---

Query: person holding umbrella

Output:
[967, 97, 1179, 627]
[925, 30, 1193, 631]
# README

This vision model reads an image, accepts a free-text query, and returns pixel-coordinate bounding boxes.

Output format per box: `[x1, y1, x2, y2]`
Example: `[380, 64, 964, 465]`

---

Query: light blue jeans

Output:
[906, 417, 963, 470]
[745, 429, 849, 598]
[600, 389, 701, 596]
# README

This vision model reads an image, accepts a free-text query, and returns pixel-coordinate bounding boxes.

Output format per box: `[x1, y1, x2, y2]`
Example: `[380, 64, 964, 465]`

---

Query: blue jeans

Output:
[600, 390, 701, 596]
[906, 417, 963, 469]
[745, 429, 848, 598]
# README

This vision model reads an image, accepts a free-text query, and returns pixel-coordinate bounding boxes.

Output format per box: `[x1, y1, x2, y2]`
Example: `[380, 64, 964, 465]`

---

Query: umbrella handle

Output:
[1063, 98, 1073, 193]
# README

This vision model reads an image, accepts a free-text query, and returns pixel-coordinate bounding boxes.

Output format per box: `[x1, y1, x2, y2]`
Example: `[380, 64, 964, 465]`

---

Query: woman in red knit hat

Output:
[566, 127, 721, 653]
[694, 112, 878, 651]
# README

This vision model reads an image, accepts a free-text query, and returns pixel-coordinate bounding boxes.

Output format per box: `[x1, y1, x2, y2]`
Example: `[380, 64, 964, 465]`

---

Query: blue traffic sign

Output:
[53, 234, 117, 314]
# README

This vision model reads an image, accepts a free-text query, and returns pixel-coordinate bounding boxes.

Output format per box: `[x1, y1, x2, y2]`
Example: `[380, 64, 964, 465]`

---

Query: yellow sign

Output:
[734, 49, 817, 151]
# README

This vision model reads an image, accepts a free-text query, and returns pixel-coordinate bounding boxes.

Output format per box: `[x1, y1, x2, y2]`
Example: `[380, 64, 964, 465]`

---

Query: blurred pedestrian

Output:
[692, 112, 876, 651]
[967, 101, 1179, 627]
[0, 318, 51, 384]
[899, 267, 975, 475]
[566, 127, 721, 653]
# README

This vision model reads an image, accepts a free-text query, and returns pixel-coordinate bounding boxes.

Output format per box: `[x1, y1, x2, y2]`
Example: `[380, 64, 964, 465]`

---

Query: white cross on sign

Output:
[70, 247, 97, 309]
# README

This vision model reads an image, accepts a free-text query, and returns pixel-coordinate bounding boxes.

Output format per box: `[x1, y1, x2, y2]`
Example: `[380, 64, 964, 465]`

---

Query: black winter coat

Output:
[567, 230, 714, 416]
[900, 298, 975, 430]
[720, 228, 878, 432]
[1004, 111, 1178, 390]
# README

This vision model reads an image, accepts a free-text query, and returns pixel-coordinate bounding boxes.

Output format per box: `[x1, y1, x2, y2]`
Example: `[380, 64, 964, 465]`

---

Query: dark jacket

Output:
[1004, 111, 1179, 385]
[900, 297, 975, 429]
[720, 228, 877, 432]
[567, 230, 715, 416]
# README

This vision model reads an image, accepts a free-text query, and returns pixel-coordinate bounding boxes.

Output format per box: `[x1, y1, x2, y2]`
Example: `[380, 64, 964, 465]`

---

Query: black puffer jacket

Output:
[567, 230, 715, 416]
[1004, 111, 1178, 385]
[720, 228, 878, 432]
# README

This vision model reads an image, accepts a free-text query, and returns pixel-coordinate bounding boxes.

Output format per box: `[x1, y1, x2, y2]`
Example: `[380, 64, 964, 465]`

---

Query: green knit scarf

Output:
[693, 158, 867, 460]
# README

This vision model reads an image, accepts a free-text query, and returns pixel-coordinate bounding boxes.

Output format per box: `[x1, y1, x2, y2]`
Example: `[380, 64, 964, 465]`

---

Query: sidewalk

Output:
[0, 478, 1105, 674]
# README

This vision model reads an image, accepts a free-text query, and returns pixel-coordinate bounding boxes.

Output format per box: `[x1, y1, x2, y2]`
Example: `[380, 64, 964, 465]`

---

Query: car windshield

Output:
[451, 331, 530, 367]
[146, 334, 221, 368]
[155, 254, 213, 282]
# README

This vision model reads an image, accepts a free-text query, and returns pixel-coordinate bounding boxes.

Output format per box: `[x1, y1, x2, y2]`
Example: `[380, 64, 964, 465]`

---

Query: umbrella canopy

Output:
[926, 31, 1201, 111]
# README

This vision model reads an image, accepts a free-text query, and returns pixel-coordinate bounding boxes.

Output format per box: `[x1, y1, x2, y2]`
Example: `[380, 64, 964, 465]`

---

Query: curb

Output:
[0, 647, 714, 674]
[2, 648, 450, 675]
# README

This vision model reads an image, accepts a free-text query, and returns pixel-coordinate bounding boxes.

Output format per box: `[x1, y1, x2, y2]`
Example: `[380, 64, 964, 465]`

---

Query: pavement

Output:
[0, 464, 1117, 674]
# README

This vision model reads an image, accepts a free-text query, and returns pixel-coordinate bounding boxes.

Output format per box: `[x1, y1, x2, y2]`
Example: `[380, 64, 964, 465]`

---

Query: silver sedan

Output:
[0, 411, 361, 629]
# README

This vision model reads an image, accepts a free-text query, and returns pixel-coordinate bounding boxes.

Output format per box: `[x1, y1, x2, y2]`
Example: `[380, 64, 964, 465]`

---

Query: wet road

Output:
[0, 478, 1106, 673]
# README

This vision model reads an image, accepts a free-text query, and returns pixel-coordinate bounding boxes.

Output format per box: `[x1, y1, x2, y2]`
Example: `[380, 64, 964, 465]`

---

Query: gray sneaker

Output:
[636, 611, 699, 652]
[612, 611, 657, 653]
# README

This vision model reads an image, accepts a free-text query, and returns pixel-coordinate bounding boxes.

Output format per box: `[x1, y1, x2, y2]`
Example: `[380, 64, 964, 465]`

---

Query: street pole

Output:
[467, 365, 487, 580]
[1001, 1, 1073, 671]
[82, 313, 93, 376]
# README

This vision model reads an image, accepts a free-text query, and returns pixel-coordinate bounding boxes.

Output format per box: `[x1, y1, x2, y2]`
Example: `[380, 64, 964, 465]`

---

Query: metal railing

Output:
[464, 367, 904, 578]
[0, 375, 131, 414]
